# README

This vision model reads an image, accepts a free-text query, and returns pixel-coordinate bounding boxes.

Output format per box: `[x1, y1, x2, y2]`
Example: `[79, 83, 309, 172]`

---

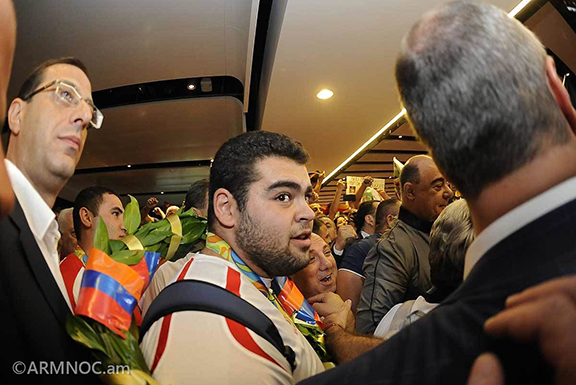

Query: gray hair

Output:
[395, 1, 569, 199]
[428, 199, 474, 288]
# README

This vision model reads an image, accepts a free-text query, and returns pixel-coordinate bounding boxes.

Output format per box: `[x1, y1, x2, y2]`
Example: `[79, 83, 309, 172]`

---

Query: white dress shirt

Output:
[5, 159, 73, 311]
[464, 175, 576, 279]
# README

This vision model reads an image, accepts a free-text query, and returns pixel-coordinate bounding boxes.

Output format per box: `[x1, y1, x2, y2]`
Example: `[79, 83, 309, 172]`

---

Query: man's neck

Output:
[398, 205, 433, 234]
[6, 155, 62, 208]
[360, 226, 374, 237]
[78, 235, 93, 256]
[204, 228, 271, 278]
[469, 143, 576, 235]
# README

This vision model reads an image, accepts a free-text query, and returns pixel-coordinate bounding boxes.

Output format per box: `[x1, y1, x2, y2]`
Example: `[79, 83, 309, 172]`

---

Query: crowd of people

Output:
[0, 0, 575, 384]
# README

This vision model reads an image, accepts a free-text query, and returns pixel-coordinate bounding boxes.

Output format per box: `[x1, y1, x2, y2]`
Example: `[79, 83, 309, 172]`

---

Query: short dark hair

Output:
[354, 200, 378, 232]
[375, 199, 401, 231]
[312, 217, 327, 236]
[395, 1, 569, 198]
[184, 179, 210, 212]
[73, 186, 117, 241]
[400, 160, 421, 189]
[18, 57, 89, 100]
[208, 131, 310, 229]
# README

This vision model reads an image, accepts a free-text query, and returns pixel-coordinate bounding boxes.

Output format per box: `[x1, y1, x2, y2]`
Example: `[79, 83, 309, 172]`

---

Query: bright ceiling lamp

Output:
[317, 89, 334, 99]
[508, 0, 532, 18]
[321, 0, 533, 187]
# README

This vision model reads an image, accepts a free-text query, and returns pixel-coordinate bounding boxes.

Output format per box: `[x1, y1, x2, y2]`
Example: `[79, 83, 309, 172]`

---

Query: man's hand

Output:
[363, 176, 373, 186]
[376, 188, 391, 200]
[467, 276, 576, 385]
[147, 196, 158, 209]
[336, 179, 346, 191]
[153, 207, 166, 219]
[310, 292, 354, 333]
[334, 224, 357, 251]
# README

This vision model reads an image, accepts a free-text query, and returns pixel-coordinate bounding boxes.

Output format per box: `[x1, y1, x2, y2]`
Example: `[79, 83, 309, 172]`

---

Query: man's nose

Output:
[71, 101, 93, 129]
[299, 200, 316, 223]
[319, 253, 333, 271]
[443, 184, 454, 200]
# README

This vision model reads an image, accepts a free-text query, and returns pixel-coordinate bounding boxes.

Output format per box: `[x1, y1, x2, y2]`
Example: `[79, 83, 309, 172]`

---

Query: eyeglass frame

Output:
[22, 79, 104, 129]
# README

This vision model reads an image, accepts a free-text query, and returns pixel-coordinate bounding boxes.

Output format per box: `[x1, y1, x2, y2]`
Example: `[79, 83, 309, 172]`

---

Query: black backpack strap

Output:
[140, 279, 296, 372]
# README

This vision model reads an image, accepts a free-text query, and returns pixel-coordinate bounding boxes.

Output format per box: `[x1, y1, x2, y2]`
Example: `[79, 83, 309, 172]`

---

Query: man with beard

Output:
[140, 131, 325, 384]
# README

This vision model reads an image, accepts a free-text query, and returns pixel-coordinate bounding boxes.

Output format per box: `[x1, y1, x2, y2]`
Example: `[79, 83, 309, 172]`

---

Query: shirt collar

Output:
[4, 159, 56, 240]
[464, 175, 576, 279]
[398, 206, 433, 234]
[360, 230, 371, 239]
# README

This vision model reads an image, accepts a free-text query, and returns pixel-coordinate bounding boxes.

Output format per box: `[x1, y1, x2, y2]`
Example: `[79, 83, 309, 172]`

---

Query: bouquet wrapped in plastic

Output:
[66, 196, 207, 384]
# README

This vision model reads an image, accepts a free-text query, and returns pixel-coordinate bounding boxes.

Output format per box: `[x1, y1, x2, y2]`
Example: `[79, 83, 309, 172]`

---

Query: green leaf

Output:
[109, 239, 127, 254]
[66, 315, 108, 357]
[110, 250, 144, 265]
[94, 218, 111, 255]
[141, 230, 173, 247]
[181, 222, 207, 244]
[123, 195, 141, 235]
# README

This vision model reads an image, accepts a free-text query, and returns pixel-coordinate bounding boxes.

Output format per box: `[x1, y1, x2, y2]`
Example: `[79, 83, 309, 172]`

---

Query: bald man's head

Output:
[400, 155, 453, 222]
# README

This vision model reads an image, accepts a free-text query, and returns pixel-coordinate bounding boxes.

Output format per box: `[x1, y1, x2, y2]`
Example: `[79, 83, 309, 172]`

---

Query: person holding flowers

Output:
[60, 186, 127, 308]
[140, 131, 327, 384]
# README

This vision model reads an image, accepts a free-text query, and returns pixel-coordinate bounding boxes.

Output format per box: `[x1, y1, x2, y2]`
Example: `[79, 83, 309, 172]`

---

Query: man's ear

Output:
[364, 214, 375, 228]
[79, 207, 93, 228]
[386, 214, 396, 227]
[7, 98, 23, 136]
[546, 56, 576, 134]
[403, 182, 416, 201]
[212, 188, 237, 228]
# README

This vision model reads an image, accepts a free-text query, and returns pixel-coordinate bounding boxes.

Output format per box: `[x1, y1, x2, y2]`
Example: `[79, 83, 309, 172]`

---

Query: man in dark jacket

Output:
[0, 56, 102, 383]
[356, 155, 452, 333]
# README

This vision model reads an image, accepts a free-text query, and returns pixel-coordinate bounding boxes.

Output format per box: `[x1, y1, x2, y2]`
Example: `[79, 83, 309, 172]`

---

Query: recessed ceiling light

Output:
[316, 89, 334, 100]
[398, 136, 403, 139]
[127, 164, 132, 168]
[160, 192, 164, 195]
[187, 83, 196, 91]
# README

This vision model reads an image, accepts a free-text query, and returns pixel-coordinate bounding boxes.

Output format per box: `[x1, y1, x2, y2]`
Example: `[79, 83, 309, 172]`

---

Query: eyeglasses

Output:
[23, 79, 104, 129]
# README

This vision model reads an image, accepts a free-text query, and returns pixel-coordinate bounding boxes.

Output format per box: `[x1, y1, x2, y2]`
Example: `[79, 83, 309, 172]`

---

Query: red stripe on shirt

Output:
[224, 269, 285, 371]
[151, 257, 194, 373]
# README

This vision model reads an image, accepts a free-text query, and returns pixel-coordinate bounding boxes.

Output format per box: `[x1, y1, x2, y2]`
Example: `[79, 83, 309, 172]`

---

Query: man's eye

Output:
[276, 193, 291, 202]
[59, 89, 74, 103]
[309, 257, 316, 264]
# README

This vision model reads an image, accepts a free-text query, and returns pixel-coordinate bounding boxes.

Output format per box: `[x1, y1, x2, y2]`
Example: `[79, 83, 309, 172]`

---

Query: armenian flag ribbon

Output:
[75, 248, 160, 337]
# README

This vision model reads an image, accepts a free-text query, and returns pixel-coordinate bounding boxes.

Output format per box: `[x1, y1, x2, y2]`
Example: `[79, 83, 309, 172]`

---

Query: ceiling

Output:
[4, 0, 575, 209]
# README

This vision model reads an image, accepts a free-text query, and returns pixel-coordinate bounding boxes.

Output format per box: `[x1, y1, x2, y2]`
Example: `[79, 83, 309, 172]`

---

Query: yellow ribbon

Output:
[121, 234, 144, 251]
[166, 213, 183, 261]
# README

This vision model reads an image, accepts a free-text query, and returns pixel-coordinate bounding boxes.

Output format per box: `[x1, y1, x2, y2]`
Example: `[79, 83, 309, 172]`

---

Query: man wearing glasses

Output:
[0, 57, 103, 383]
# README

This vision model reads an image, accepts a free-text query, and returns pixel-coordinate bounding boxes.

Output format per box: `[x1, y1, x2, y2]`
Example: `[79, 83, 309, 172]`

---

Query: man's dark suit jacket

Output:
[0, 199, 100, 383]
[299, 197, 576, 385]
